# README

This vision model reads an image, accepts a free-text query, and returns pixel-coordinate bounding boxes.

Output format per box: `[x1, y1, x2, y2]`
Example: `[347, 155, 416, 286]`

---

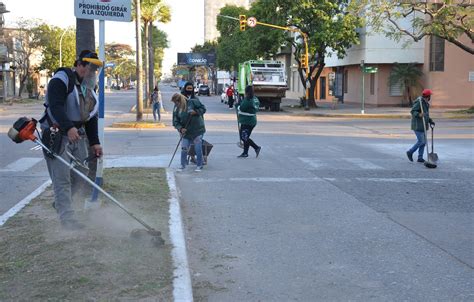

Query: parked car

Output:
[198, 84, 210, 96]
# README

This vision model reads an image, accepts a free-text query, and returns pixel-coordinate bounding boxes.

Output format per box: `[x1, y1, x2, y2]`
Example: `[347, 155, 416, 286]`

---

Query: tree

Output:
[191, 41, 217, 53]
[140, 0, 170, 105]
[31, 23, 76, 74]
[387, 63, 423, 107]
[252, 0, 363, 107]
[105, 43, 135, 87]
[355, 0, 474, 54]
[9, 19, 38, 96]
[133, 0, 144, 121]
[216, 5, 255, 71]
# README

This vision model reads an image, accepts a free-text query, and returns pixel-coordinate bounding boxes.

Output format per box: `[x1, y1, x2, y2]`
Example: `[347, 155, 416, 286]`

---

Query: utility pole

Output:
[135, 0, 144, 121]
[361, 60, 365, 114]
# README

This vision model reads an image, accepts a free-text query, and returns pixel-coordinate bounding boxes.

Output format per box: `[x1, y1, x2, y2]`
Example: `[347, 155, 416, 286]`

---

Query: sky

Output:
[3, 0, 204, 76]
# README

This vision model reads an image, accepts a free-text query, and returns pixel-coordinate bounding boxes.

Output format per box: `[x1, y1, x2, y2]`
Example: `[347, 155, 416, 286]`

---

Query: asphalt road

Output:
[1, 86, 473, 301]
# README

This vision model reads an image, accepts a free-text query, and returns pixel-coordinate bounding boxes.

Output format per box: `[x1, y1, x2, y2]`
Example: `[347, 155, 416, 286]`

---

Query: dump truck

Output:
[236, 60, 287, 111]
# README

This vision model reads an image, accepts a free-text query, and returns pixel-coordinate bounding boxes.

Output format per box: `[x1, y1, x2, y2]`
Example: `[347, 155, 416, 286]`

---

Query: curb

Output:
[111, 122, 166, 128]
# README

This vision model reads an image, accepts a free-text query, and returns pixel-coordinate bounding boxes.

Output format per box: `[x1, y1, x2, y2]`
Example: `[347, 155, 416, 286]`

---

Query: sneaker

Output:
[417, 158, 425, 163]
[255, 146, 262, 158]
[61, 219, 85, 231]
[177, 165, 186, 171]
[237, 153, 248, 158]
[194, 166, 203, 172]
[406, 151, 413, 162]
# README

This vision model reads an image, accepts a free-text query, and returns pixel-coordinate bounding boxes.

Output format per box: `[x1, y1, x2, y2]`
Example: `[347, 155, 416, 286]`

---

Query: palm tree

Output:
[76, 19, 95, 57]
[388, 63, 423, 107]
[141, 0, 170, 106]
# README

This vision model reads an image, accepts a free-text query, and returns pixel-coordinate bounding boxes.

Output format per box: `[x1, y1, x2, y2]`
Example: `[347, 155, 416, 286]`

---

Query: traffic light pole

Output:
[218, 14, 311, 109]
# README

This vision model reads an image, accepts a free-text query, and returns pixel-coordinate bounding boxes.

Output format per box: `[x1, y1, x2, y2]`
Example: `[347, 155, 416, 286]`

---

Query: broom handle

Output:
[419, 99, 430, 158]
[431, 124, 434, 153]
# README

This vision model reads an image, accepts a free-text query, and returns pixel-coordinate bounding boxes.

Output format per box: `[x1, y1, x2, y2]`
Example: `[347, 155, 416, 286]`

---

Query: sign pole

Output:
[91, 20, 105, 202]
[361, 60, 365, 114]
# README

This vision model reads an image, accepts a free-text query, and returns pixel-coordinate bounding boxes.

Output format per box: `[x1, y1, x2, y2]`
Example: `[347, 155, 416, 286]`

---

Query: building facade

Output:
[325, 24, 473, 108]
[204, 0, 252, 42]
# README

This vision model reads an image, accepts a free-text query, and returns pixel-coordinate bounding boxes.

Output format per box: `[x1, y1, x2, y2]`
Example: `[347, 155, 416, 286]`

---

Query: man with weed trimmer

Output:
[39, 50, 104, 230]
[406, 89, 436, 167]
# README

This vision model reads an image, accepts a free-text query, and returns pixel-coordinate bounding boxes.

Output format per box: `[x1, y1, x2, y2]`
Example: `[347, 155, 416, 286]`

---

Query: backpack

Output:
[54, 67, 76, 94]
[39, 67, 76, 127]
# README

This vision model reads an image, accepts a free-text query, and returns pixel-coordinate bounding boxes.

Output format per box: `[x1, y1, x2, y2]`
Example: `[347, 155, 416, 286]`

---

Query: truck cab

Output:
[237, 60, 287, 111]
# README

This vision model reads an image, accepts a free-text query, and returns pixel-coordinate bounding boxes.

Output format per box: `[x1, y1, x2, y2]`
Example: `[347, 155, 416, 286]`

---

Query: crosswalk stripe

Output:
[342, 158, 384, 170]
[298, 157, 324, 168]
[0, 157, 43, 172]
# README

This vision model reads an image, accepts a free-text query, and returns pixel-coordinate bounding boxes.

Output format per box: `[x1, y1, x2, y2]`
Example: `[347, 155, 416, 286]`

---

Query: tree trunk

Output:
[75, 19, 95, 57]
[148, 22, 154, 99]
[307, 62, 325, 108]
[135, 0, 144, 121]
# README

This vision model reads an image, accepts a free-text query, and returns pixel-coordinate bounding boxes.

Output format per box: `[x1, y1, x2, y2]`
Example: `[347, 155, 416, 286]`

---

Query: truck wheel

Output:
[270, 103, 280, 112]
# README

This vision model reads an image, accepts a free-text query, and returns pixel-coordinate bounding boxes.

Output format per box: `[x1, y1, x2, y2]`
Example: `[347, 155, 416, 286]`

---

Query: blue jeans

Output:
[181, 135, 203, 168]
[408, 130, 426, 159]
[152, 102, 161, 121]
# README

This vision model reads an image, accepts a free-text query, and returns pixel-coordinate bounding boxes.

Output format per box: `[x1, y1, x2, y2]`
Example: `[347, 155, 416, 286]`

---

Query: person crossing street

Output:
[406, 89, 435, 163]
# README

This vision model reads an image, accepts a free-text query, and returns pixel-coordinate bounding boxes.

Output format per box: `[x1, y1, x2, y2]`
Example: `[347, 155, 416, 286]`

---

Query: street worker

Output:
[172, 84, 207, 171]
[406, 89, 435, 163]
[39, 49, 103, 230]
[227, 85, 235, 109]
[237, 85, 262, 158]
[150, 86, 162, 122]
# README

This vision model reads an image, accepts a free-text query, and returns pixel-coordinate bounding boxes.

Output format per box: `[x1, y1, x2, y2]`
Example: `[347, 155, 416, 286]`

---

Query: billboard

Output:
[177, 53, 216, 66]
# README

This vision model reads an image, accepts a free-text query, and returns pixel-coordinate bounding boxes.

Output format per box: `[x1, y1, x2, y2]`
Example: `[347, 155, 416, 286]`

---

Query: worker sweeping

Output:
[39, 50, 103, 230]
[406, 89, 435, 164]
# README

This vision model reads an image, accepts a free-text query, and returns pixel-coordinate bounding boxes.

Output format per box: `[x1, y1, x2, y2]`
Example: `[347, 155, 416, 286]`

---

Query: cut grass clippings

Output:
[0, 168, 173, 301]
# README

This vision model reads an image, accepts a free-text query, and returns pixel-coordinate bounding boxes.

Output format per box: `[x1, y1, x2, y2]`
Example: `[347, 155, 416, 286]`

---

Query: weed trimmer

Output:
[7, 117, 164, 246]
[419, 100, 437, 169]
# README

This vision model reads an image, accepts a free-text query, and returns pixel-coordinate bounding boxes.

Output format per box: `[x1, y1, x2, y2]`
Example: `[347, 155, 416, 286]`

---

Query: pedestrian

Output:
[227, 85, 235, 109]
[173, 82, 207, 171]
[150, 86, 161, 122]
[406, 89, 435, 163]
[39, 50, 103, 230]
[237, 85, 261, 158]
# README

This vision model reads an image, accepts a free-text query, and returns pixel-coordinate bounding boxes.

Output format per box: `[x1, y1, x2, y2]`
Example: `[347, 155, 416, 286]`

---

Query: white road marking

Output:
[194, 177, 324, 183]
[0, 180, 52, 226]
[343, 158, 384, 170]
[195, 177, 452, 184]
[0, 157, 43, 172]
[298, 157, 324, 169]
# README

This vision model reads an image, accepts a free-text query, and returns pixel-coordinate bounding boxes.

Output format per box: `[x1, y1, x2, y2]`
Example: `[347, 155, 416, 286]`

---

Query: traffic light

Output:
[239, 15, 247, 31]
[300, 54, 307, 69]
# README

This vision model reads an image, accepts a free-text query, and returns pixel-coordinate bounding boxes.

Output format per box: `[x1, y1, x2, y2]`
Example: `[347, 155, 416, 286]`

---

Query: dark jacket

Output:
[411, 96, 433, 132]
[43, 69, 100, 146]
[172, 97, 206, 139]
[237, 96, 260, 126]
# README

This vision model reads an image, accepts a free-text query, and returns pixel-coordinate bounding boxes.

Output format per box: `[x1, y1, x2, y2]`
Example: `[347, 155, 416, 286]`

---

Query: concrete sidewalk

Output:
[280, 98, 473, 119]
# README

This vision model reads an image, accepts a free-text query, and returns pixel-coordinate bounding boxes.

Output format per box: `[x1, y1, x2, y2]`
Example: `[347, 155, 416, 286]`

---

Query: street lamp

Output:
[59, 28, 72, 67]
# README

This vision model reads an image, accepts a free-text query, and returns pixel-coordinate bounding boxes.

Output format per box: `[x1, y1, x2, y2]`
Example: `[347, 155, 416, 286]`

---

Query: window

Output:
[429, 35, 445, 71]
[343, 70, 348, 93]
[370, 73, 375, 95]
[389, 79, 403, 96]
